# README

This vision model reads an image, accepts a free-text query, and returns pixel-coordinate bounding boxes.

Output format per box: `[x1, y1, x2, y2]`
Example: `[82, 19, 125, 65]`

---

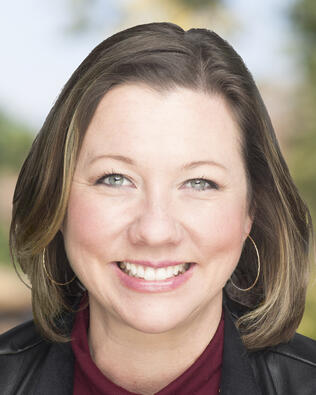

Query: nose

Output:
[127, 190, 182, 247]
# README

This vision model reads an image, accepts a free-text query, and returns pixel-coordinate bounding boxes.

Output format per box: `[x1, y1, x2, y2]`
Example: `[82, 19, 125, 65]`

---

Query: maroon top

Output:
[71, 304, 224, 395]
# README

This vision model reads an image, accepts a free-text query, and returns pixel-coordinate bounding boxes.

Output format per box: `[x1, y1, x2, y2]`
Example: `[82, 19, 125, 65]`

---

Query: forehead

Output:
[79, 84, 244, 172]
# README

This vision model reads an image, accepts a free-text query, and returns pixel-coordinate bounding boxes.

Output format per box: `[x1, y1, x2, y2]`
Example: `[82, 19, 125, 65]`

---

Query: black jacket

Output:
[1, 297, 316, 395]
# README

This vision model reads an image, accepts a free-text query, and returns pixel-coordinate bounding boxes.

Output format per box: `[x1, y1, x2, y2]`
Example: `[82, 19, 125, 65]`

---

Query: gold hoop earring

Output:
[42, 248, 76, 286]
[230, 235, 260, 292]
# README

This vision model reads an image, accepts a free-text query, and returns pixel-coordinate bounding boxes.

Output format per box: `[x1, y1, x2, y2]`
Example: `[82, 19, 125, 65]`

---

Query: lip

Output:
[111, 262, 196, 293]
[115, 260, 190, 269]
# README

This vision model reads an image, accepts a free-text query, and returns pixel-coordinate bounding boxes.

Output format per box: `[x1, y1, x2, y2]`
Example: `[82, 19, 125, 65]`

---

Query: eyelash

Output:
[95, 171, 219, 192]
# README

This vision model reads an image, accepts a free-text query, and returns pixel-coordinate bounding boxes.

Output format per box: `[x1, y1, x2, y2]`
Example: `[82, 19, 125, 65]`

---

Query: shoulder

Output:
[224, 295, 316, 393]
[272, 332, 316, 367]
[0, 320, 74, 394]
[224, 293, 316, 368]
[0, 319, 44, 355]
[250, 333, 316, 394]
[0, 320, 53, 394]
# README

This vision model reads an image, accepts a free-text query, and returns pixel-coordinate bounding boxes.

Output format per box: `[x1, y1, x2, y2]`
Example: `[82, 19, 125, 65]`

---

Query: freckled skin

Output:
[63, 84, 252, 372]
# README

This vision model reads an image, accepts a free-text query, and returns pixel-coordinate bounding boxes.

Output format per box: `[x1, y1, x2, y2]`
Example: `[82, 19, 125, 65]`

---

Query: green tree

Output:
[0, 110, 33, 266]
[289, 0, 316, 338]
[64, 0, 225, 34]
[288, 0, 316, 217]
[0, 111, 33, 171]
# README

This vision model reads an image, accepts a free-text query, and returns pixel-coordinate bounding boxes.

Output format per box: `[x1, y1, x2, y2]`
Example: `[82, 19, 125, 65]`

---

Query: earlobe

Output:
[60, 214, 67, 235]
[244, 214, 253, 241]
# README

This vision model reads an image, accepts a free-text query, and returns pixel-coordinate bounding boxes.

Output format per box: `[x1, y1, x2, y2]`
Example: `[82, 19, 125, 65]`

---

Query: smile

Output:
[116, 261, 192, 281]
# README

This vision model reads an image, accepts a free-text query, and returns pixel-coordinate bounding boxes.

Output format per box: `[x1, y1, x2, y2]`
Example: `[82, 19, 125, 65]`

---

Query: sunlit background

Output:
[1, 0, 316, 338]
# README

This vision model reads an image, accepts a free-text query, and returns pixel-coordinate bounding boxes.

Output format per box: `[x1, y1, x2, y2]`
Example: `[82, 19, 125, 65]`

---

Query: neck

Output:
[88, 293, 223, 394]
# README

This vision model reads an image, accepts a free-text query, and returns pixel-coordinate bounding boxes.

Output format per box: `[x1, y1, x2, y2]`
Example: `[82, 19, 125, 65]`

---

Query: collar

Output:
[220, 297, 262, 395]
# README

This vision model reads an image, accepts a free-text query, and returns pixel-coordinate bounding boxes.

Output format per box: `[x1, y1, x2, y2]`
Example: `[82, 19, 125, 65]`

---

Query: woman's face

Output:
[63, 84, 252, 333]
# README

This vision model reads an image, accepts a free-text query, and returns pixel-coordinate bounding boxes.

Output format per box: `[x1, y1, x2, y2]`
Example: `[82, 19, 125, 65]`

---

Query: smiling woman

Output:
[0, 22, 316, 395]
[63, 86, 250, 343]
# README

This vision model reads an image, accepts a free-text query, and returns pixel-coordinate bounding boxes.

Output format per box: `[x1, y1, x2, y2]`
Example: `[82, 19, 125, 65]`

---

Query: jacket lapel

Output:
[220, 303, 262, 395]
[35, 341, 74, 395]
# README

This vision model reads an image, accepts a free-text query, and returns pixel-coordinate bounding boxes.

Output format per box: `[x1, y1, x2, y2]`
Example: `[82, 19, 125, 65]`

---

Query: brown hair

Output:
[10, 22, 313, 349]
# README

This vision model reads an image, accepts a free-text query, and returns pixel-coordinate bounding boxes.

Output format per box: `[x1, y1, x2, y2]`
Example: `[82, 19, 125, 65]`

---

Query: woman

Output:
[0, 22, 315, 394]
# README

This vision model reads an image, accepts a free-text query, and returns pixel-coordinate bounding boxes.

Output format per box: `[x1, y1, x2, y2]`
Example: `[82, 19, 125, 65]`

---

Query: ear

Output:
[59, 218, 65, 235]
[243, 212, 254, 242]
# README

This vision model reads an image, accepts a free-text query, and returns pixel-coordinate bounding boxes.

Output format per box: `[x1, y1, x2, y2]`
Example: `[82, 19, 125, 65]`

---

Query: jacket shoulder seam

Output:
[0, 319, 49, 356]
[0, 338, 45, 356]
[270, 349, 316, 368]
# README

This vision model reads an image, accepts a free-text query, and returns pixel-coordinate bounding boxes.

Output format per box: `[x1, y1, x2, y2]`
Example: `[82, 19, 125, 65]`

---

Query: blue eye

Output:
[97, 173, 132, 187]
[96, 172, 218, 192]
[186, 178, 219, 191]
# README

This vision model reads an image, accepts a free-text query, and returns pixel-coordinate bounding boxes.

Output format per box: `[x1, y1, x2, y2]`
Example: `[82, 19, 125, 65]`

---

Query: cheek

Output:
[195, 199, 248, 259]
[63, 189, 121, 258]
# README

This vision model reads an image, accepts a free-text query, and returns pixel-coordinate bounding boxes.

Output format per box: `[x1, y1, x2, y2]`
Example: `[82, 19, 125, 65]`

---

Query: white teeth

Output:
[166, 266, 174, 277]
[156, 268, 167, 280]
[137, 265, 145, 279]
[118, 262, 191, 281]
[173, 265, 180, 276]
[144, 267, 156, 281]
[131, 264, 137, 276]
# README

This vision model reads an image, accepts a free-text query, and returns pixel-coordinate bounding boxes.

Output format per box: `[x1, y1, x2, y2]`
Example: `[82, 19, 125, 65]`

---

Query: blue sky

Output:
[0, 0, 297, 130]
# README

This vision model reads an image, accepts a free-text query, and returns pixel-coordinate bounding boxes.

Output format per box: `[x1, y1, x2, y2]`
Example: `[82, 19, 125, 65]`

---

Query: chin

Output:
[121, 305, 194, 334]
[128, 318, 183, 334]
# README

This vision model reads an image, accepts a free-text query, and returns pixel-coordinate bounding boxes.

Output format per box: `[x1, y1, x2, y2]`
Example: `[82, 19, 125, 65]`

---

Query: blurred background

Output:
[1, 0, 316, 337]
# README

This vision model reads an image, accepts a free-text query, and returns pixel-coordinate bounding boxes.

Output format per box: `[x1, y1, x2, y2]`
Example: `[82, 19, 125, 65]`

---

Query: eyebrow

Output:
[88, 154, 227, 171]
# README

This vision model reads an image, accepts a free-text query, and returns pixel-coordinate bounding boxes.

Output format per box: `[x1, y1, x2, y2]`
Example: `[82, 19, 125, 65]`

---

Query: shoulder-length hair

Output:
[10, 22, 313, 349]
